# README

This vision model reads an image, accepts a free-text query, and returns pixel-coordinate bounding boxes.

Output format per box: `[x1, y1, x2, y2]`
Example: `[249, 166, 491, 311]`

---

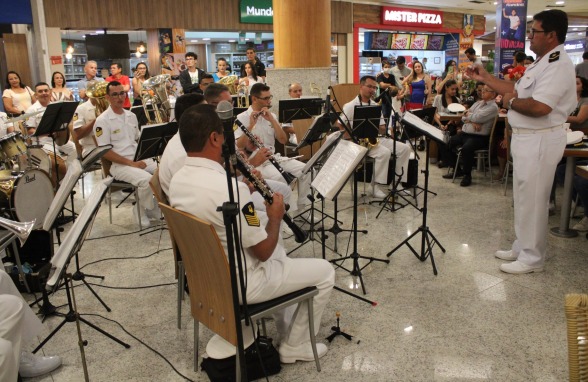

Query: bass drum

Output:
[21, 147, 67, 186]
[0, 169, 54, 229]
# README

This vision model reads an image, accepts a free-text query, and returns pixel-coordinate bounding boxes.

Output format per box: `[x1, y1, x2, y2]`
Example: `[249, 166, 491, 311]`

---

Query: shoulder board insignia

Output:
[95, 126, 103, 137]
[73, 113, 78, 122]
[548, 51, 560, 63]
[241, 201, 260, 227]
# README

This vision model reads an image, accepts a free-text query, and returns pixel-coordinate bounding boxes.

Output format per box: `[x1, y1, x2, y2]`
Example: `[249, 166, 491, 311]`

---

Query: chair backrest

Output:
[149, 169, 182, 279]
[487, 115, 499, 158]
[331, 84, 359, 112]
[505, 120, 513, 162]
[159, 203, 238, 346]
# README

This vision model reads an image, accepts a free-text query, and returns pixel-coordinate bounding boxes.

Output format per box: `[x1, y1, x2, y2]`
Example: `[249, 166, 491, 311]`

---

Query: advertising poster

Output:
[159, 28, 173, 54]
[371, 33, 391, 50]
[444, 34, 460, 67]
[495, 0, 527, 75]
[391, 34, 411, 50]
[410, 35, 428, 50]
[172, 29, 186, 53]
[427, 35, 444, 51]
[458, 14, 474, 69]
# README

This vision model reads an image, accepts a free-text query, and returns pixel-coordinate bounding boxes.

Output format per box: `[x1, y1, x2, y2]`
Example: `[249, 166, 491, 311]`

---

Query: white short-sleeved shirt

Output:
[340, 96, 385, 130]
[73, 100, 97, 155]
[508, 44, 576, 129]
[25, 101, 54, 146]
[508, 15, 520, 30]
[235, 107, 278, 153]
[169, 157, 279, 271]
[159, 133, 186, 196]
[94, 106, 139, 160]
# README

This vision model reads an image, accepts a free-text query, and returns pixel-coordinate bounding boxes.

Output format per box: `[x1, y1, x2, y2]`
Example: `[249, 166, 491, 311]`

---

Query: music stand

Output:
[37, 177, 130, 355]
[134, 121, 178, 162]
[278, 98, 323, 123]
[130, 105, 149, 127]
[352, 105, 381, 143]
[386, 112, 446, 275]
[32, 101, 78, 183]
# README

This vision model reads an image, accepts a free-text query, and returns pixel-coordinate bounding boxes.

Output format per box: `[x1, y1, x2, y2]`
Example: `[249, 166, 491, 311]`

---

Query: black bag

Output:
[406, 158, 419, 187]
[201, 336, 281, 382]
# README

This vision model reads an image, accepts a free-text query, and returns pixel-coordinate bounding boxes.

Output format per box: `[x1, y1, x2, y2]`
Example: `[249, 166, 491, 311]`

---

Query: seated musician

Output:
[235, 83, 311, 213]
[168, 104, 335, 363]
[93, 81, 159, 227]
[280, 82, 303, 145]
[25, 82, 78, 181]
[442, 85, 498, 187]
[0, 111, 15, 136]
[72, 81, 101, 157]
[337, 76, 412, 197]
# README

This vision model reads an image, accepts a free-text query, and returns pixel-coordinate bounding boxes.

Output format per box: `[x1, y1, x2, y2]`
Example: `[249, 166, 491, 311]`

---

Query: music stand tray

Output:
[279, 98, 323, 123]
[134, 121, 178, 162]
[33, 101, 79, 138]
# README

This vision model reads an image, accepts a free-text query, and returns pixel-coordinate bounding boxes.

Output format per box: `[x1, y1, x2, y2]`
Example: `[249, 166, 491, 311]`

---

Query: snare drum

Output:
[0, 132, 27, 160]
[21, 147, 67, 185]
[0, 169, 54, 229]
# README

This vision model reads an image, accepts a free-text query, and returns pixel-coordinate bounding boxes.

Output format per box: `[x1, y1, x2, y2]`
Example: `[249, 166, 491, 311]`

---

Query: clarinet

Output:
[235, 151, 308, 244]
[234, 119, 297, 186]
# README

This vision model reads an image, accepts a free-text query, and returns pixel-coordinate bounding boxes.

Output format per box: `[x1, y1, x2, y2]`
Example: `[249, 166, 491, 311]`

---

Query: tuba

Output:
[86, 81, 110, 118]
[141, 74, 172, 124]
[218, 75, 239, 95]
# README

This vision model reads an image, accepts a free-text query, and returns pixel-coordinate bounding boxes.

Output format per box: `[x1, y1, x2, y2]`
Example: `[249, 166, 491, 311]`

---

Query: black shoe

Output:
[437, 161, 447, 169]
[460, 175, 472, 187]
[442, 169, 464, 179]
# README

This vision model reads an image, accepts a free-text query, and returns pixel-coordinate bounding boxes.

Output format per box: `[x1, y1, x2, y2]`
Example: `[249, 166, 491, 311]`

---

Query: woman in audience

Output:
[132, 62, 151, 106]
[567, 76, 588, 134]
[238, 61, 262, 90]
[403, 61, 432, 111]
[436, 60, 457, 93]
[433, 80, 460, 129]
[2, 71, 35, 116]
[50, 71, 73, 101]
[212, 58, 231, 82]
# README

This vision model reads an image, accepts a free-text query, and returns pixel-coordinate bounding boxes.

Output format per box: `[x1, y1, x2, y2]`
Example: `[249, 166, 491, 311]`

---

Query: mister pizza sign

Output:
[381, 7, 443, 29]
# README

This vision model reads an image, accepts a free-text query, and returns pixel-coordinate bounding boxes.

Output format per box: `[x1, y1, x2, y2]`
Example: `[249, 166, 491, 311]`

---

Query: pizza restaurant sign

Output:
[381, 7, 443, 28]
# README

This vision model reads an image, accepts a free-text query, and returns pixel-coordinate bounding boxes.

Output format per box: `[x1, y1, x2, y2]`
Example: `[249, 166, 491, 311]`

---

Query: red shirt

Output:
[105, 74, 131, 109]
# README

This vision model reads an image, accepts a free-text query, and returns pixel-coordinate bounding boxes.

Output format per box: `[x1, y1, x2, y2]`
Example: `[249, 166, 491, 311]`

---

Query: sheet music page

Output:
[402, 112, 446, 143]
[312, 140, 368, 200]
[301, 130, 343, 174]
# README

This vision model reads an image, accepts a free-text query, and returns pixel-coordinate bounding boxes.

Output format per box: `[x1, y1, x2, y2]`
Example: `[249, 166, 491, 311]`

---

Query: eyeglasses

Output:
[258, 95, 273, 101]
[109, 92, 127, 97]
[363, 84, 378, 90]
[528, 29, 547, 38]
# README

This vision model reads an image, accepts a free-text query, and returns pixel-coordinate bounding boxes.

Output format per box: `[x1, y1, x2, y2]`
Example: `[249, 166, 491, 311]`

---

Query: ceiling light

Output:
[65, 52, 73, 60]
[190, 39, 198, 43]
[573, 28, 578, 31]
[202, 38, 210, 41]
[527, 15, 533, 18]
[493, 1, 497, 4]
[555, 1, 564, 4]
[580, 32, 584, 35]
[228, 40, 236, 42]
[135, 51, 142, 58]
[137, 42, 145, 53]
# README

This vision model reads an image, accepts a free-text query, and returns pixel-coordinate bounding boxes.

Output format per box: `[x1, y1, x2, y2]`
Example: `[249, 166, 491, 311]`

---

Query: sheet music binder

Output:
[133, 121, 178, 162]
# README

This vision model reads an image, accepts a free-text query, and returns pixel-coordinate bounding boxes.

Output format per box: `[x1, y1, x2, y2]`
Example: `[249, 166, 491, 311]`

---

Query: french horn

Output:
[218, 75, 239, 95]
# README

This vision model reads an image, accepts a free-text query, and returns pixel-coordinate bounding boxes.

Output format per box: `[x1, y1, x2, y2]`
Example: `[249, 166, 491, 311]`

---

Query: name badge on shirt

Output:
[113, 129, 121, 134]
[241, 202, 260, 227]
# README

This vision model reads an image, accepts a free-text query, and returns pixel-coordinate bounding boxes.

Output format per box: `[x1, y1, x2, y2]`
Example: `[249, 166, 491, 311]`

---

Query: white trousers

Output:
[250, 179, 292, 212]
[110, 159, 157, 211]
[0, 270, 43, 382]
[379, 138, 412, 183]
[256, 158, 312, 211]
[510, 129, 566, 267]
[245, 257, 335, 347]
[42, 141, 78, 164]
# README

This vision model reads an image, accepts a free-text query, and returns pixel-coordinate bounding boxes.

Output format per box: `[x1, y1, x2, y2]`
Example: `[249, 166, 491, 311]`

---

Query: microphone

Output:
[216, 100, 236, 165]
[374, 87, 388, 103]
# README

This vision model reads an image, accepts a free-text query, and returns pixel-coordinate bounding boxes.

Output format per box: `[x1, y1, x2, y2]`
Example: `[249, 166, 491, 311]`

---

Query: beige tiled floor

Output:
[21, 157, 587, 381]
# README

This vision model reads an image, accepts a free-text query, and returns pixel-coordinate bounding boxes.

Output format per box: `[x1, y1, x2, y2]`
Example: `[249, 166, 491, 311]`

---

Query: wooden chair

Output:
[148, 168, 185, 329]
[159, 203, 322, 376]
[565, 294, 588, 381]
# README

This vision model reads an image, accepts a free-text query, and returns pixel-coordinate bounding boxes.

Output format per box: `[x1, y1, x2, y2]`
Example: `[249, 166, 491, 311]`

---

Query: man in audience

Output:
[1, 269, 62, 380]
[195, 74, 214, 94]
[465, 48, 482, 66]
[179, 52, 206, 94]
[78, 61, 104, 100]
[94, 81, 159, 227]
[337, 76, 412, 198]
[105, 63, 131, 109]
[241, 47, 266, 80]
[391, 56, 411, 104]
[576, 51, 588, 80]
[442, 85, 499, 187]
[168, 104, 334, 363]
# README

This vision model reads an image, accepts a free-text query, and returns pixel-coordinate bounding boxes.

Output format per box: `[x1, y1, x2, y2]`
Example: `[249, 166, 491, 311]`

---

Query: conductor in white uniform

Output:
[468, 10, 576, 274]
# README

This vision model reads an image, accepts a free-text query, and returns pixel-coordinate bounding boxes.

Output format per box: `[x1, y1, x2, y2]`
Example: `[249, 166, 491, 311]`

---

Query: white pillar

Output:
[29, 0, 51, 84]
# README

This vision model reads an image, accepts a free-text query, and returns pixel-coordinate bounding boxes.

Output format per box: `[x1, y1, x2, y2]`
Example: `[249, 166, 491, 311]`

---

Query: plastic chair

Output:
[159, 203, 321, 376]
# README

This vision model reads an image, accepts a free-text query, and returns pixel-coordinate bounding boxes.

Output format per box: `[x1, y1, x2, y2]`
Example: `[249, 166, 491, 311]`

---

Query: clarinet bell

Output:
[284, 172, 297, 187]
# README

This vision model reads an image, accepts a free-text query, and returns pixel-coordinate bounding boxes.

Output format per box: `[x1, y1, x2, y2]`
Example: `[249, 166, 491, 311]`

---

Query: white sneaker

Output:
[500, 260, 544, 274]
[572, 216, 588, 232]
[494, 250, 518, 261]
[133, 206, 150, 228]
[279, 341, 328, 363]
[372, 187, 387, 199]
[146, 204, 162, 221]
[20, 351, 62, 378]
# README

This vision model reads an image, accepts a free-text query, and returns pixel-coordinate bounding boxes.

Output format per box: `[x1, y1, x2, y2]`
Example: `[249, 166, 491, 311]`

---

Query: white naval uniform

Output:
[94, 106, 157, 212]
[169, 157, 334, 347]
[25, 102, 77, 163]
[72, 100, 97, 157]
[508, 44, 576, 267]
[159, 132, 292, 208]
[236, 107, 311, 210]
[341, 96, 412, 183]
[0, 270, 43, 382]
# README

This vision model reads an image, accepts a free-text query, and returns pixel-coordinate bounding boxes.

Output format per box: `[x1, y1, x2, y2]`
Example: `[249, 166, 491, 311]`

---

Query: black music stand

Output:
[278, 98, 323, 123]
[134, 121, 178, 162]
[130, 105, 149, 127]
[352, 105, 381, 143]
[386, 112, 446, 275]
[36, 178, 130, 357]
[32, 101, 78, 183]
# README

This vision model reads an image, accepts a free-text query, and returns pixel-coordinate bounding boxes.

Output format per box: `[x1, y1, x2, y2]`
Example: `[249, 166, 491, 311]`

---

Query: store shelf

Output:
[63, 53, 88, 80]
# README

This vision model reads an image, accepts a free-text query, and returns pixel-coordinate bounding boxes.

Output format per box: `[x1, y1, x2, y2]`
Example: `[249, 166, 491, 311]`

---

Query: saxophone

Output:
[234, 119, 296, 186]
[235, 151, 308, 243]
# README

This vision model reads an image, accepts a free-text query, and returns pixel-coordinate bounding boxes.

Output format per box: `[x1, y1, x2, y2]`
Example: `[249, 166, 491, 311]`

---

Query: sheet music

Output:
[402, 112, 446, 143]
[301, 130, 343, 174]
[312, 140, 368, 201]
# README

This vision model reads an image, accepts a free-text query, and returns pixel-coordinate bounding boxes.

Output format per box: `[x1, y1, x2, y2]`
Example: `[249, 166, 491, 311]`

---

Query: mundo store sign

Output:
[381, 7, 443, 29]
[240, 0, 273, 24]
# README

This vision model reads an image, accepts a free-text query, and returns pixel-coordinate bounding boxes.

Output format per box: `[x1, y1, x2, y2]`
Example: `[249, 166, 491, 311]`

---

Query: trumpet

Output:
[234, 119, 296, 186]
[235, 151, 308, 244]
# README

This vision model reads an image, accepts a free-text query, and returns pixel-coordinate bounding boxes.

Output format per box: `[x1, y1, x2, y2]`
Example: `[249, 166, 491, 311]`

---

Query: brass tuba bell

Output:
[86, 81, 110, 118]
[218, 75, 239, 95]
[141, 74, 172, 124]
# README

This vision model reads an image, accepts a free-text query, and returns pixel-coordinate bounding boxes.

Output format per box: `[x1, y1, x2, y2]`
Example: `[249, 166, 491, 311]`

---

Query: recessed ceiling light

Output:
[555, 1, 564, 4]
[228, 40, 236, 42]
[573, 28, 578, 31]
[579, 32, 584, 35]
[202, 38, 210, 41]
[190, 39, 198, 43]
[493, 1, 497, 4]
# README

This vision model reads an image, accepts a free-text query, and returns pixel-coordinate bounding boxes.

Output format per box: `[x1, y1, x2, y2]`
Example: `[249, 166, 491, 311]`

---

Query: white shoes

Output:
[499, 260, 544, 274]
[133, 206, 150, 228]
[20, 351, 62, 378]
[372, 187, 388, 199]
[573, 216, 588, 232]
[278, 341, 328, 364]
[494, 250, 518, 261]
[146, 204, 162, 221]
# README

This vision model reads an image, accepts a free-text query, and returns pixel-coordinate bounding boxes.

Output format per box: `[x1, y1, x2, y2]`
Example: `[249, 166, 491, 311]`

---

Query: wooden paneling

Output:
[332, 1, 353, 34]
[44, 0, 272, 31]
[0, 34, 32, 88]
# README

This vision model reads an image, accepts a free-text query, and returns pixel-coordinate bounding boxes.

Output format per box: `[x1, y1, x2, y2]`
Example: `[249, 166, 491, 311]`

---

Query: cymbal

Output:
[4, 110, 43, 123]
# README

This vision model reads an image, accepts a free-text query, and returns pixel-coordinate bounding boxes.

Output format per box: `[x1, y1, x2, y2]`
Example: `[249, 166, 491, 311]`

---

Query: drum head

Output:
[26, 147, 52, 176]
[12, 169, 54, 229]
[447, 103, 466, 113]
